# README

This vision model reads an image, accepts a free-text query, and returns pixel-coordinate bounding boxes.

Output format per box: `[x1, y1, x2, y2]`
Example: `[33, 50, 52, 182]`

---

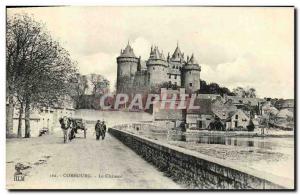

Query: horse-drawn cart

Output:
[73, 118, 87, 138]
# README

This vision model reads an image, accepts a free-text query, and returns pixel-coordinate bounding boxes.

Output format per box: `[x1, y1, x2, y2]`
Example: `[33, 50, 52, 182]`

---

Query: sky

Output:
[7, 6, 294, 98]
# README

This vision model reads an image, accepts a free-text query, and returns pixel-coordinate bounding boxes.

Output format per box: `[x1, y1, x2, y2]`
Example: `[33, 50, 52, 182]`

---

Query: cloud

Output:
[7, 7, 294, 98]
[201, 55, 294, 98]
[75, 52, 118, 92]
[131, 37, 152, 59]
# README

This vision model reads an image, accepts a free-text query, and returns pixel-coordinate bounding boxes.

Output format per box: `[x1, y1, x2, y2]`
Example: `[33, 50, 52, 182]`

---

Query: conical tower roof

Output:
[120, 42, 136, 58]
[171, 43, 184, 62]
[149, 46, 165, 60]
[183, 53, 201, 71]
[187, 54, 198, 64]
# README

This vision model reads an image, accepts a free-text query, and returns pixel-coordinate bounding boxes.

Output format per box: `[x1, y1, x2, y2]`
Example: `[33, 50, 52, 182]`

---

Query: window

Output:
[189, 71, 191, 74]
[174, 82, 177, 86]
[175, 75, 177, 79]
[153, 67, 155, 70]
[169, 75, 171, 79]
[234, 121, 238, 127]
[235, 115, 238, 119]
[189, 83, 192, 87]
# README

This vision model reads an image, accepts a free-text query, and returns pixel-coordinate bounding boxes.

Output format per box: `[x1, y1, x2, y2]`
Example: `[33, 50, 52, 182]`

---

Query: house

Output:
[198, 94, 223, 101]
[223, 95, 265, 116]
[224, 95, 264, 107]
[274, 99, 294, 112]
[225, 109, 251, 130]
[186, 98, 214, 130]
[9, 95, 75, 137]
[211, 99, 237, 120]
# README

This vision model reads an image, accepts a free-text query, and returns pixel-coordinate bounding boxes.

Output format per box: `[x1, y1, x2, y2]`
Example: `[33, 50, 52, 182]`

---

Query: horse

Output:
[59, 116, 75, 143]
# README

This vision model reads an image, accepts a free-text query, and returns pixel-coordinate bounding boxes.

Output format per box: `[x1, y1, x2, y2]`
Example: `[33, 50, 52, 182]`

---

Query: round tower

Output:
[146, 46, 168, 87]
[116, 42, 139, 92]
[182, 54, 201, 94]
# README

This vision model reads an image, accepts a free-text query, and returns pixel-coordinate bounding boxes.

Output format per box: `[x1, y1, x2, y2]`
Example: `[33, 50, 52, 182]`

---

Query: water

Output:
[142, 131, 293, 150]
[188, 135, 292, 150]
[138, 130, 294, 181]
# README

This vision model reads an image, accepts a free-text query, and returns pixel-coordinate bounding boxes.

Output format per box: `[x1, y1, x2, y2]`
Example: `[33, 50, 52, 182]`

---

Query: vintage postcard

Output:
[6, 6, 295, 190]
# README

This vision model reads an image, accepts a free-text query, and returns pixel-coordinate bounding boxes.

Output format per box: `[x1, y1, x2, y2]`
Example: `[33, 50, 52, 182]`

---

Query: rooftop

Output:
[170, 44, 185, 62]
[119, 42, 137, 58]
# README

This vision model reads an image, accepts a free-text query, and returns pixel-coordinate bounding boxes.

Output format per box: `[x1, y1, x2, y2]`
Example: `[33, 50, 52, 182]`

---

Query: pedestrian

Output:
[100, 121, 107, 140]
[95, 120, 101, 140]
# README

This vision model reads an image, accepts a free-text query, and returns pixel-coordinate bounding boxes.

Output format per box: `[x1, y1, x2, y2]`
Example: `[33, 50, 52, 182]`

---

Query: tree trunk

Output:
[17, 102, 23, 138]
[24, 100, 31, 138]
[6, 95, 14, 136]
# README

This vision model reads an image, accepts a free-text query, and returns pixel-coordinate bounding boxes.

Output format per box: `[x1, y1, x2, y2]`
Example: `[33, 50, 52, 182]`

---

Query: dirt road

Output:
[6, 131, 181, 189]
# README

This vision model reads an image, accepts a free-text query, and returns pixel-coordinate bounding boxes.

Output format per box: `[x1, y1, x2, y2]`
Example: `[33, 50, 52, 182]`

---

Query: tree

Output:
[7, 13, 77, 138]
[90, 74, 110, 96]
[199, 80, 234, 96]
[233, 86, 256, 98]
[70, 74, 89, 108]
[248, 88, 256, 98]
[232, 87, 246, 98]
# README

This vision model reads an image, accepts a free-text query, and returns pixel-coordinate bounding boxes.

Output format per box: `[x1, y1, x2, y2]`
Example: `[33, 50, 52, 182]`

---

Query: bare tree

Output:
[6, 13, 77, 138]
[90, 74, 110, 96]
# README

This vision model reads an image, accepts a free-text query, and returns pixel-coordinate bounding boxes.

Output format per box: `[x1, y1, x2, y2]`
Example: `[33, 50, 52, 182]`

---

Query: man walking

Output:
[95, 120, 101, 140]
[100, 121, 107, 140]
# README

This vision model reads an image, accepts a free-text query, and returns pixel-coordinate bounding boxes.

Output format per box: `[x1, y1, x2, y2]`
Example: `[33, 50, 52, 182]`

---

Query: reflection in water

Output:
[184, 135, 270, 149]
[139, 131, 292, 150]
[196, 136, 255, 147]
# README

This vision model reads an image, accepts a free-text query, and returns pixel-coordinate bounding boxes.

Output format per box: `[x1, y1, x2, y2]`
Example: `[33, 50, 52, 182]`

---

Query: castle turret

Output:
[116, 42, 139, 92]
[167, 44, 185, 88]
[146, 46, 168, 87]
[182, 54, 201, 94]
[170, 43, 185, 64]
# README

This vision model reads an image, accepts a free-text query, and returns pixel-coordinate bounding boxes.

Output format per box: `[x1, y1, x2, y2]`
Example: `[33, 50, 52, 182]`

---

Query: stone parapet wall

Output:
[108, 128, 290, 189]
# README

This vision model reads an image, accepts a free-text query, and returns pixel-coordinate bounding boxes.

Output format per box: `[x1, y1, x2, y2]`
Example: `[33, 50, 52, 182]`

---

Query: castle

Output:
[116, 42, 201, 94]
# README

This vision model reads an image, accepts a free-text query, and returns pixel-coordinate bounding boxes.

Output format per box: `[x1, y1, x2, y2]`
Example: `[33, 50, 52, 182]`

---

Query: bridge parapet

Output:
[108, 128, 292, 189]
